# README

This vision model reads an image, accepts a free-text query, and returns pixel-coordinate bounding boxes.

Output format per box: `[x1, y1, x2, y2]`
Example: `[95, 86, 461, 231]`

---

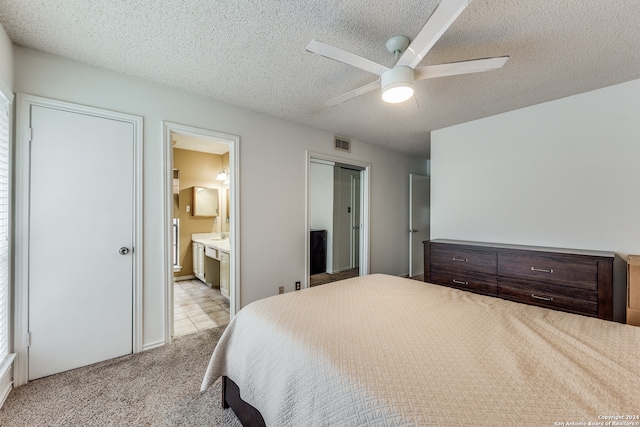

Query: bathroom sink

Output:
[192, 233, 230, 253]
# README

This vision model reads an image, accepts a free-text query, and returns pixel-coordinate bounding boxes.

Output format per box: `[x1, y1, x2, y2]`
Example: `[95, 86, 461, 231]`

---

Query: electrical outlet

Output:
[278, 286, 284, 295]
[295, 281, 301, 291]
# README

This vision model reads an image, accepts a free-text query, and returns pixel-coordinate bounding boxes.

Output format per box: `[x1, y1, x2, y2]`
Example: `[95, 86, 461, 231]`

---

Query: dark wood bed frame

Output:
[222, 376, 266, 427]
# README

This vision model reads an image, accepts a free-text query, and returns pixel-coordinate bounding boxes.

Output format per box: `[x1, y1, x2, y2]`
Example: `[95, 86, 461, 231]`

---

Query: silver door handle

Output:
[410, 229, 418, 233]
[119, 247, 130, 255]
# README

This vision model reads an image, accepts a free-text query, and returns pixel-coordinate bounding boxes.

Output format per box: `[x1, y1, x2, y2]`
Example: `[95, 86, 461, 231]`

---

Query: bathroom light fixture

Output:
[381, 66, 414, 103]
[216, 168, 229, 181]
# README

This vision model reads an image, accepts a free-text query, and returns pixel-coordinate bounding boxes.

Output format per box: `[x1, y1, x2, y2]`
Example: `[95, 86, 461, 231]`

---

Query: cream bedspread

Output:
[202, 274, 640, 426]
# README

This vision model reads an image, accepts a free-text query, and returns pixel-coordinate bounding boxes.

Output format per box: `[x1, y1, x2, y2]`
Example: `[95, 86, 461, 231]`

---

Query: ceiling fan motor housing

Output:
[385, 35, 410, 55]
[381, 66, 415, 103]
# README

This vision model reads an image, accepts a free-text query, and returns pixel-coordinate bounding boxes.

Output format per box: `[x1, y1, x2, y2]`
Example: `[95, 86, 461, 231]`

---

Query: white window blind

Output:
[0, 93, 9, 360]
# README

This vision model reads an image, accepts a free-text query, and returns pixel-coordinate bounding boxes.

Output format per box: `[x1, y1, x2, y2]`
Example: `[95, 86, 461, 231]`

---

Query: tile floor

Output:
[173, 279, 230, 337]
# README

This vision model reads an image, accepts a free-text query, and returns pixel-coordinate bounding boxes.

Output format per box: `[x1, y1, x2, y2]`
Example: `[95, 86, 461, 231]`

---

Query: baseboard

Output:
[0, 354, 16, 409]
[142, 340, 165, 352]
[174, 275, 195, 281]
[399, 273, 409, 278]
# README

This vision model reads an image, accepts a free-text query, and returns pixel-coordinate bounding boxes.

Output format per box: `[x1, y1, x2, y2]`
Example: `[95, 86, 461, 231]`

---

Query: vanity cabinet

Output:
[193, 239, 229, 299]
[192, 242, 205, 282]
[220, 251, 230, 299]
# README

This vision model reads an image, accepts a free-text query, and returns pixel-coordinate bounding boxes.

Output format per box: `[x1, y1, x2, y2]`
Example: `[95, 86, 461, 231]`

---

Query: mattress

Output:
[201, 274, 640, 426]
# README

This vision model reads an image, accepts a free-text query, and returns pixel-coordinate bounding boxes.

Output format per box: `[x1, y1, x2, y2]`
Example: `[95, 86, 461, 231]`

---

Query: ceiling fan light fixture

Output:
[381, 66, 414, 103]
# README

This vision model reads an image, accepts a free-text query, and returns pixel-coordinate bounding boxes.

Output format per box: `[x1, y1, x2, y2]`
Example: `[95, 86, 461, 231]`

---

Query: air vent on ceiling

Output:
[334, 136, 351, 153]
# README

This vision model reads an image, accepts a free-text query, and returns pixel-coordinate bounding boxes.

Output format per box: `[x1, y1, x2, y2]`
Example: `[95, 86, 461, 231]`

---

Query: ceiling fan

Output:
[306, 0, 509, 106]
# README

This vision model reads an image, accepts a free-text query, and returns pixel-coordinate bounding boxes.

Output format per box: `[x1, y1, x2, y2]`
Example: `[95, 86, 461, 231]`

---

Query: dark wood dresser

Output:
[424, 239, 621, 321]
[310, 229, 327, 275]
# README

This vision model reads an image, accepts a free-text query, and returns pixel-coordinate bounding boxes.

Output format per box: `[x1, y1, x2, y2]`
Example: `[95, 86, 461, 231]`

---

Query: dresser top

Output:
[428, 239, 615, 259]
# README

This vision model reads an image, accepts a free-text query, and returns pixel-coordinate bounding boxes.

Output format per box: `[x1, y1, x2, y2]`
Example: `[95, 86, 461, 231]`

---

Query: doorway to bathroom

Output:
[163, 122, 240, 342]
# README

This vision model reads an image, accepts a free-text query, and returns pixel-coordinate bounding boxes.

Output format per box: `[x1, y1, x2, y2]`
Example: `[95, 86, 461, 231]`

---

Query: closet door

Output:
[28, 105, 134, 380]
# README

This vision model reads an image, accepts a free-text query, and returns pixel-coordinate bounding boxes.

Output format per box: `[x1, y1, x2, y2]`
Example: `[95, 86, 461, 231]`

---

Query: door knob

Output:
[410, 229, 418, 233]
[119, 247, 130, 255]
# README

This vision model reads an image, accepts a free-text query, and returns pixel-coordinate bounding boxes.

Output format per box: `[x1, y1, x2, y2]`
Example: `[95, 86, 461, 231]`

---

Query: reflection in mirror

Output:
[192, 186, 219, 217]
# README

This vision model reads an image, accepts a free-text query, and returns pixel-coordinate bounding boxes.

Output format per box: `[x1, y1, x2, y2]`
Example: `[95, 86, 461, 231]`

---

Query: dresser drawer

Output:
[430, 268, 497, 296]
[498, 253, 598, 291]
[430, 244, 497, 275]
[498, 279, 597, 317]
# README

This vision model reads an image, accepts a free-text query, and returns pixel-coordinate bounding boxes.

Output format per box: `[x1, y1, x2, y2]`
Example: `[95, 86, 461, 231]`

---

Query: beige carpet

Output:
[309, 268, 359, 287]
[0, 326, 241, 426]
[310, 269, 425, 287]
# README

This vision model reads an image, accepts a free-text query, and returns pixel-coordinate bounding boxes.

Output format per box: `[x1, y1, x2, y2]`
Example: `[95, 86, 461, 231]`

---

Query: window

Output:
[0, 92, 10, 361]
[173, 169, 180, 271]
[173, 218, 180, 267]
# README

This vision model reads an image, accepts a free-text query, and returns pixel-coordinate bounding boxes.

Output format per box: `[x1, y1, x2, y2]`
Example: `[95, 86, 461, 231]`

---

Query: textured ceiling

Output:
[172, 133, 229, 155]
[2, 1, 640, 156]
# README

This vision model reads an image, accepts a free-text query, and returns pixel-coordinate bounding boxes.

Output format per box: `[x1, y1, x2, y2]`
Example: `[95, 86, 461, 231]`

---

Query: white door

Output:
[28, 105, 134, 380]
[409, 174, 430, 277]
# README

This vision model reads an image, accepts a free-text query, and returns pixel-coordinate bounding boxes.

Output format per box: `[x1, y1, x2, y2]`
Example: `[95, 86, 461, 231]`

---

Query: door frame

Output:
[162, 122, 240, 344]
[409, 173, 430, 277]
[349, 173, 361, 269]
[305, 151, 370, 286]
[13, 93, 144, 386]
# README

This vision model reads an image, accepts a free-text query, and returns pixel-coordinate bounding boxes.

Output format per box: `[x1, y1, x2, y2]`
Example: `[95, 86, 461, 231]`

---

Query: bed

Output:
[201, 274, 640, 426]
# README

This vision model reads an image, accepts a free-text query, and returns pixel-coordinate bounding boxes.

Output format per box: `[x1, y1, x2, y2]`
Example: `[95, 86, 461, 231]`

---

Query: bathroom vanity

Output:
[192, 233, 230, 299]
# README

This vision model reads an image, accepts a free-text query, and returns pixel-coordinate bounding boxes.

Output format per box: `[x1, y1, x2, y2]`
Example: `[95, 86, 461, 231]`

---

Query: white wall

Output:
[13, 47, 428, 348]
[309, 162, 334, 273]
[0, 23, 12, 96]
[432, 79, 640, 258]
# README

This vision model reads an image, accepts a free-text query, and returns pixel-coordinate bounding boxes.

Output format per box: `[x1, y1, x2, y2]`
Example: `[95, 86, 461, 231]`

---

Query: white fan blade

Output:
[307, 40, 389, 76]
[396, 0, 471, 69]
[413, 56, 509, 80]
[325, 80, 381, 107]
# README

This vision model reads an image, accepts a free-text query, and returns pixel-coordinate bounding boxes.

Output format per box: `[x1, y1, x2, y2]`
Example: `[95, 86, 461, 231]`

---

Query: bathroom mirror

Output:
[192, 186, 219, 217]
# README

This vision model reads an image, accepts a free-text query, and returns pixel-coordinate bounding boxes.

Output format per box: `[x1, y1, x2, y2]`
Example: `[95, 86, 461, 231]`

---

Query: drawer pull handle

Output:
[453, 279, 469, 285]
[452, 257, 468, 262]
[531, 267, 553, 273]
[531, 294, 553, 302]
